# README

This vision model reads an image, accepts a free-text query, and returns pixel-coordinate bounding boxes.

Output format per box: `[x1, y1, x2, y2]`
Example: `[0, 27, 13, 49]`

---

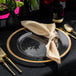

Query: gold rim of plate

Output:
[6, 28, 71, 63]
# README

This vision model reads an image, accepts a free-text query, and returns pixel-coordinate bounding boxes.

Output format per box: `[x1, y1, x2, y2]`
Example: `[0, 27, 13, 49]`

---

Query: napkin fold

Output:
[21, 20, 61, 63]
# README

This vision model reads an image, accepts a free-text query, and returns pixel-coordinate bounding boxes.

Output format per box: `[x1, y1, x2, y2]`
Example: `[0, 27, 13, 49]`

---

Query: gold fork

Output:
[0, 47, 22, 73]
[0, 56, 16, 75]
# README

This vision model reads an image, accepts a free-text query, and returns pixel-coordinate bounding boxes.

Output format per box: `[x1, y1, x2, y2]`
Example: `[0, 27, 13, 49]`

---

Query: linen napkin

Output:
[21, 20, 61, 63]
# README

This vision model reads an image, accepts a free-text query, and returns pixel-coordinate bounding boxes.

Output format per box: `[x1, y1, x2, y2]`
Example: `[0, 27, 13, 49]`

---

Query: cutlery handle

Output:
[72, 31, 76, 35]
[58, 28, 76, 39]
[3, 61, 16, 76]
[6, 57, 22, 73]
[66, 32, 76, 39]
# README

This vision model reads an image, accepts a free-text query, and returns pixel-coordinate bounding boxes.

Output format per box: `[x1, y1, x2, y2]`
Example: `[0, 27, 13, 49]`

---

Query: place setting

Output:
[6, 20, 71, 65]
[1, 0, 76, 76]
[0, 20, 75, 75]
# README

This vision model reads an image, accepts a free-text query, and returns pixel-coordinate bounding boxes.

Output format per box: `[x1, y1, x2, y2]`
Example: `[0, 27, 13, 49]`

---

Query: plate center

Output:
[17, 32, 46, 58]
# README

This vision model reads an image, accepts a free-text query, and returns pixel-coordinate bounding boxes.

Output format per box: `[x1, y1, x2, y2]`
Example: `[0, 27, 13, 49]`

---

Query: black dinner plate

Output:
[6, 28, 71, 64]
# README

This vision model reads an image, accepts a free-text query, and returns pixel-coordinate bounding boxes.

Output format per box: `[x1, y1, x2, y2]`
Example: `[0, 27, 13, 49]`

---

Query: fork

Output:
[0, 47, 22, 75]
[0, 56, 16, 75]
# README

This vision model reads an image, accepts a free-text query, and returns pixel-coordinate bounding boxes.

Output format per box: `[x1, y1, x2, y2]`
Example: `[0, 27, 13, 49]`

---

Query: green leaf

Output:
[6, 0, 16, 11]
[0, 0, 6, 4]
[28, 0, 39, 10]
[0, 0, 24, 11]
[16, 1, 24, 7]
[0, 8, 5, 11]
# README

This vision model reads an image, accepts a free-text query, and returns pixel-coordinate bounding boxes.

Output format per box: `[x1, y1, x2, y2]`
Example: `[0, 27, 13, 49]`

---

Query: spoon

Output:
[64, 24, 76, 34]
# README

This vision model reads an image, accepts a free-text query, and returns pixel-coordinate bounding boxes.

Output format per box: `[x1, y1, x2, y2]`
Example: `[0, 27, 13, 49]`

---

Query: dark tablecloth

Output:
[0, 11, 76, 76]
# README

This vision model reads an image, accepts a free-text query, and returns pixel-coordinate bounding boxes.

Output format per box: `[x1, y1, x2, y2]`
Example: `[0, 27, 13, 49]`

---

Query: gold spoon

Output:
[64, 24, 76, 34]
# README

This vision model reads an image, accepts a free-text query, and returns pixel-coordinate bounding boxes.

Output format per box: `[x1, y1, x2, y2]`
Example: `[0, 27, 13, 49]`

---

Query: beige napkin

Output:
[21, 20, 61, 63]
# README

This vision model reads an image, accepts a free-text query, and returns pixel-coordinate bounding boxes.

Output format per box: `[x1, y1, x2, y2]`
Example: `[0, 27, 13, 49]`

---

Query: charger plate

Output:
[6, 28, 71, 63]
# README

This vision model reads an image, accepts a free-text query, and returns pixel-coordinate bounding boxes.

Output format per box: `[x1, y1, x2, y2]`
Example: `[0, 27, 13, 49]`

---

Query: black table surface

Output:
[0, 11, 76, 76]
